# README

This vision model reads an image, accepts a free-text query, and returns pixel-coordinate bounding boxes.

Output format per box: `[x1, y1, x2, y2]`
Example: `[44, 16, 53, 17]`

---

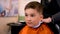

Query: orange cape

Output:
[19, 23, 54, 34]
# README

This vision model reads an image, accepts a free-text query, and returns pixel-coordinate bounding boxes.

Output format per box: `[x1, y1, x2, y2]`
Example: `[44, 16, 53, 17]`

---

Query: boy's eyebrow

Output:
[25, 13, 35, 15]
[25, 13, 27, 15]
[25, 13, 26, 14]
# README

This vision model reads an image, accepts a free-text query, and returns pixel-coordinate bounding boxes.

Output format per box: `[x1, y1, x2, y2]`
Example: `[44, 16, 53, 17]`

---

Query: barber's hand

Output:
[42, 17, 52, 23]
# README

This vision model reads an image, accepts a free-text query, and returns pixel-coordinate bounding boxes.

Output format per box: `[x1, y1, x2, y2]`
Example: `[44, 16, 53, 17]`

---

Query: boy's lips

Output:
[27, 22, 32, 24]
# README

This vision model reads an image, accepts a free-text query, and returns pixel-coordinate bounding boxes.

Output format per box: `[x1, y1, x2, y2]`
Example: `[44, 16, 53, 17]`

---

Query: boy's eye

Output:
[25, 14, 28, 16]
[30, 14, 35, 17]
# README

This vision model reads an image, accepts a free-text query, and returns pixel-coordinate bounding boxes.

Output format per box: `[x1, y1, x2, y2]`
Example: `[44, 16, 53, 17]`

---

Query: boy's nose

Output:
[27, 17, 31, 21]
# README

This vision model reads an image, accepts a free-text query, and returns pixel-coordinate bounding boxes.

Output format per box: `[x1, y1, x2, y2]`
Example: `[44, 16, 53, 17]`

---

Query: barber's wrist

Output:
[48, 17, 52, 23]
[51, 16, 54, 24]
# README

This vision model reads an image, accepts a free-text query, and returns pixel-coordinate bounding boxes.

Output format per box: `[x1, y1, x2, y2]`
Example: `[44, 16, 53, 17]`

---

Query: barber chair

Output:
[7, 22, 26, 34]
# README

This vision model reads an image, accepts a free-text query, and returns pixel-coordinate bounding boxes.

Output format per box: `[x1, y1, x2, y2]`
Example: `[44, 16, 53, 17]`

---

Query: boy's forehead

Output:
[25, 8, 39, 13]
[25, 8, 42, 16]
[25, 8, 42, 14]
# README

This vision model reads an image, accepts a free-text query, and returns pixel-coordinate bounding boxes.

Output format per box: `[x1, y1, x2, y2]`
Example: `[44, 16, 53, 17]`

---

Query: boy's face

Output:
[25, 8, 43, 27]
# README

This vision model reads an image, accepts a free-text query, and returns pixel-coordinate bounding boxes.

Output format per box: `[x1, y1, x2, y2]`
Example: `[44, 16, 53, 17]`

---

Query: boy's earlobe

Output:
[40, 15, 43, 18]
[39, 15, 43, 20]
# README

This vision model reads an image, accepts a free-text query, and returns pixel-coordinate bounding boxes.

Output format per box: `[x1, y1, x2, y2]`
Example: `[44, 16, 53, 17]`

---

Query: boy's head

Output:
[25, 1, 43, 14]
[24, 1, 44, 28]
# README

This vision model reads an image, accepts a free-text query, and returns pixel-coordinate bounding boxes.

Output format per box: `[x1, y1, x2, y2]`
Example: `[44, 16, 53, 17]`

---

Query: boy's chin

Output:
[27, 24, 34, 27]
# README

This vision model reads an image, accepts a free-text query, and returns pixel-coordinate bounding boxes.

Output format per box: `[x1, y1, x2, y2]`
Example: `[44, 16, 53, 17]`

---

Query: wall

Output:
[0, 17, 18, 34]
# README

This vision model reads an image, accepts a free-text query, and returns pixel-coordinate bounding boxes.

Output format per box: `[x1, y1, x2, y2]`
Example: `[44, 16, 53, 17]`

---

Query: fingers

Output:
[42, 17, 52, 23]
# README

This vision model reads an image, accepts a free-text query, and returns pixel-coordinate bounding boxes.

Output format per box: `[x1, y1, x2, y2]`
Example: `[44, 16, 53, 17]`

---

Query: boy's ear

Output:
[40, 15, 43, 18]
[39, 15, 43, 20]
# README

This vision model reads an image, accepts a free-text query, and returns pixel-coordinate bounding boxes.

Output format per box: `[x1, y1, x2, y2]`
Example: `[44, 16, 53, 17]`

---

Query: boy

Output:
[19, 1, 54, 34]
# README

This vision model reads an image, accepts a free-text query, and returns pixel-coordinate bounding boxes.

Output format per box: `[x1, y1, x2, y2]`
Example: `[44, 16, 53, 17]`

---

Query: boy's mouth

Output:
[27, 22, 32, 24]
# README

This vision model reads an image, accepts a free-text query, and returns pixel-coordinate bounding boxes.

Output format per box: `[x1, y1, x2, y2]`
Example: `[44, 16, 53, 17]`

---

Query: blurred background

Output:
[0, 0, 60, 34]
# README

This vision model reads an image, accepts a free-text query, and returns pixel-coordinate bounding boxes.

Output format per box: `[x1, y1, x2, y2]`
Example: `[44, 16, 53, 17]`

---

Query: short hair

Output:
[24, 1, 44, 14]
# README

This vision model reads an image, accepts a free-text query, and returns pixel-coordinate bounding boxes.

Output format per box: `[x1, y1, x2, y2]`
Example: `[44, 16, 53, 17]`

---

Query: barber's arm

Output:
[42, 12, 60, 23]
[52, 12, 60, 23]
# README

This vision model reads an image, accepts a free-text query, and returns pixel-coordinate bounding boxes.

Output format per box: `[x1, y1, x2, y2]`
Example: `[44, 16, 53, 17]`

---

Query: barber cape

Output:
[19, 23, 54, 34]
